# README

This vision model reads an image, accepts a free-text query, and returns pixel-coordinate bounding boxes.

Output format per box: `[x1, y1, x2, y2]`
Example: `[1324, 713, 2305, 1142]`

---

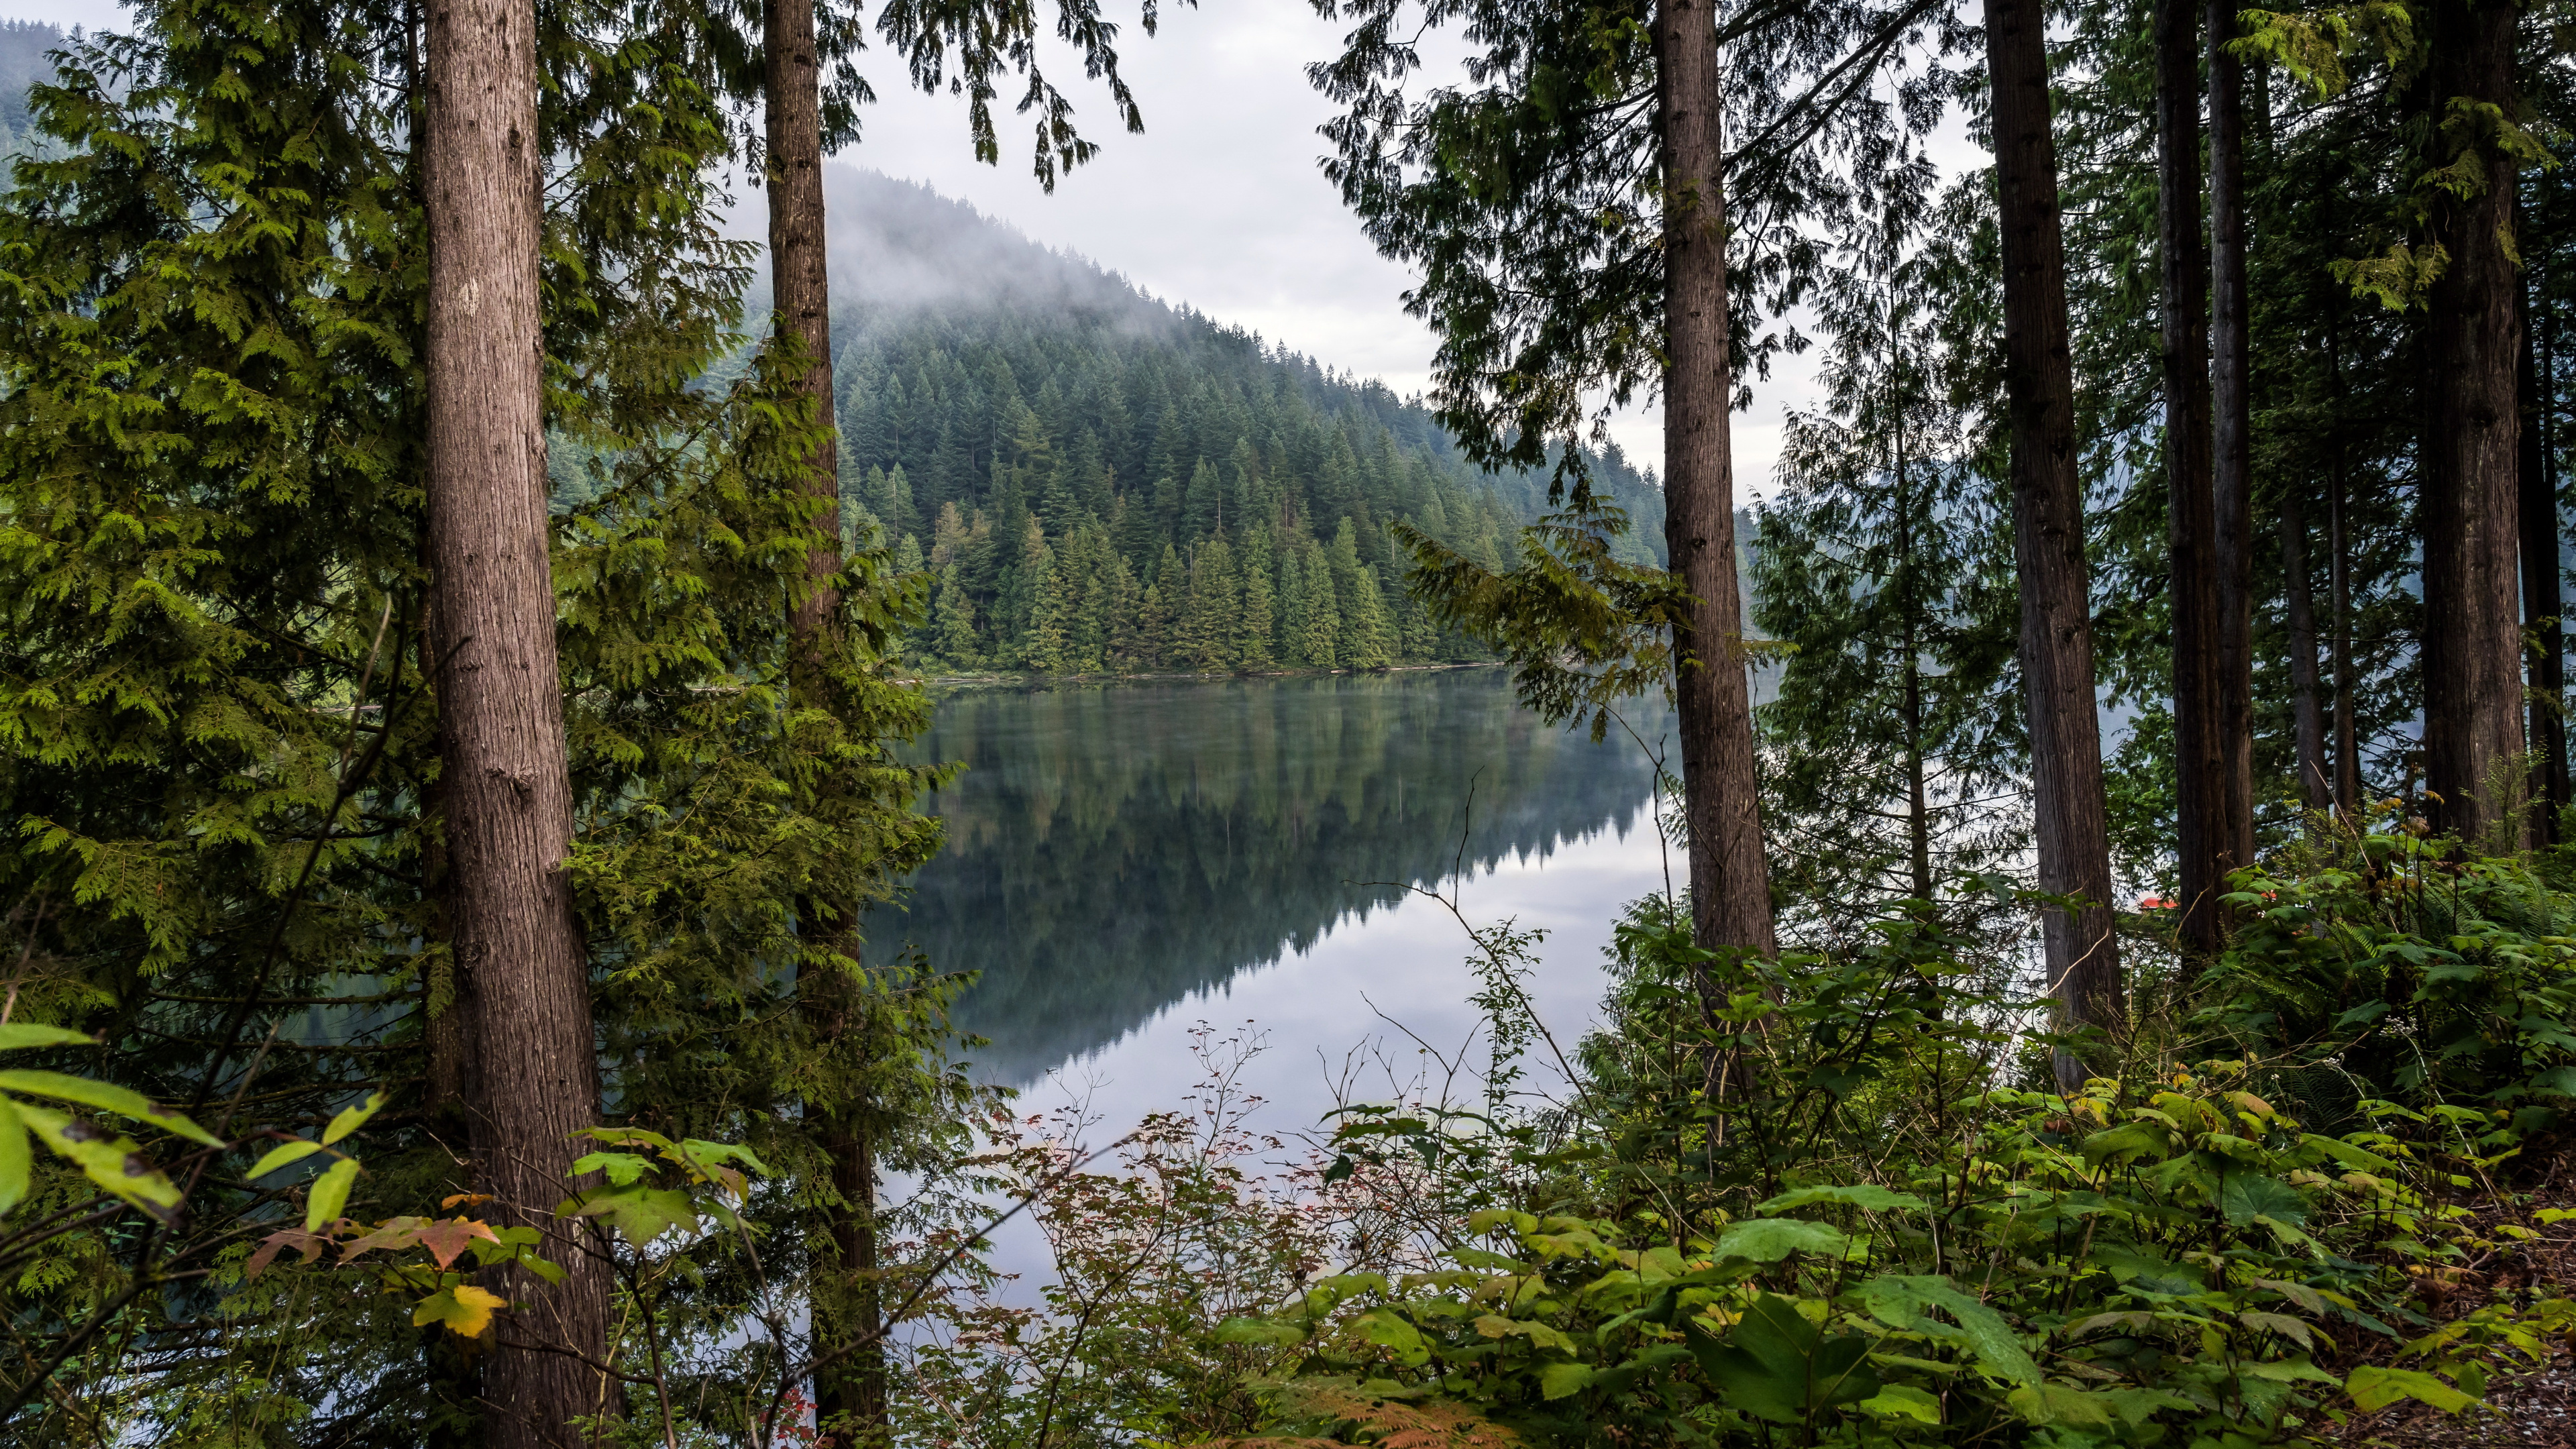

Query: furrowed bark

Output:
[2157, 0, 2226, 960]
[2422, 1, 2528, 845]
[1983, 0, 2123, 1087]
[423, 0, 607, 1439]
[2208, 0, 2257, 876]
[1657, 0, 1776, 962]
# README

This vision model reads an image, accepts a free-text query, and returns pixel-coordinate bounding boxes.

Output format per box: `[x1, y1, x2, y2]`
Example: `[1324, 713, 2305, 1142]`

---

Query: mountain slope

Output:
[816, 168, 1667, 672]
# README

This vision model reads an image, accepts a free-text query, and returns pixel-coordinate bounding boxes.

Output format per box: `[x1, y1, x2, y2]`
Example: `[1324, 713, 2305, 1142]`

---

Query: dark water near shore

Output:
[876, 669, 1676, 1124]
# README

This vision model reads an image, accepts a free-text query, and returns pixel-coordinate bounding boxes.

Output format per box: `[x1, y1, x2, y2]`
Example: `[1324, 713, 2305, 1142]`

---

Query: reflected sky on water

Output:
[876, 668, 1679, 1141]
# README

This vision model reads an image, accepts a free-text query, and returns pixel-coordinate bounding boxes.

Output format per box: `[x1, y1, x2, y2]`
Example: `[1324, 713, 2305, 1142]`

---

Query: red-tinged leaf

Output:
[337, 1216, 429, 1260]
[246, 1228, 329, 1280]
[414, 1216, 502, 1269]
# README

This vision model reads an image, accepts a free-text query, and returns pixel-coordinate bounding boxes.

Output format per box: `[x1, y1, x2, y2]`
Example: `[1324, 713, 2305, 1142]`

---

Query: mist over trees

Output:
[816, 172, 1669, 675]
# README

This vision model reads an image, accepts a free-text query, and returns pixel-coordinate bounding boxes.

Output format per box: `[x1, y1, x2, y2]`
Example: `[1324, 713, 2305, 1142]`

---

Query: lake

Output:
[877, 667, 1679, 1142]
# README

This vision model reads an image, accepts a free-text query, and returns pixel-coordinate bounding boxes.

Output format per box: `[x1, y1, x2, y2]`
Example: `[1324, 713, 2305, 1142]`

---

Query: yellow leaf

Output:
[413, 1284, 508, 1338]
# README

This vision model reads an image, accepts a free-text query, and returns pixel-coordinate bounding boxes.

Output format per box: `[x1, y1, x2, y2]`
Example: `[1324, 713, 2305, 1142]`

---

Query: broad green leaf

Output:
[2218, 1173, 2310, 1229]
[246, 1140, 325, 1180]
[2238, 1311, 2314, 1349]
[1857, 1384, 1942, 1424]
[15, 1100, 182, 1218]
[1714, 1217, 1849, 1263]
[2102, 1387, 2196, 1424]
[1215, 1317, 1306, 1346]
[1538, 1362, 1594, 1400]
[0, 1099, 27, 1215]
[1348, 1309, 1428, 1364]
[320, 1091, 385, 1146]
[2347, 1365, 2474, 1413]
[2243, 1355, 2340, 1385]
[1686, 1295, 1879, 1423]
[568, 1150, 655, 1186]
[674, 1139, 769, 1177]
[1859, 1276, 2040, 1385]
[1756, 1184, 1929, 1215]
[1472, 1313, 1576, 1352]
[305, 1156, 361, 1231]
[412, 1284, 508, 1338]
[562, 1185, 696, 1246]
[0, 1071, 221, 1146]
[0, 1024, 94, 1051]
[2006, 1383, 2116, 1427]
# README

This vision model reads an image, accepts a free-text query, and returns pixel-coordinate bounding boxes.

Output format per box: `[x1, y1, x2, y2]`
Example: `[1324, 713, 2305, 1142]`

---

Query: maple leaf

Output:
[412, 1284, 508, 1338]
[244, 1228, 329, 1279]
[413, 1216, 502, 1269]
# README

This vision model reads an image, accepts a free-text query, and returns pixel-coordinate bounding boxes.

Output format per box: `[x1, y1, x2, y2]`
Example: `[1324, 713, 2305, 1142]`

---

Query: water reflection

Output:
[883, 669, 1673, 1087]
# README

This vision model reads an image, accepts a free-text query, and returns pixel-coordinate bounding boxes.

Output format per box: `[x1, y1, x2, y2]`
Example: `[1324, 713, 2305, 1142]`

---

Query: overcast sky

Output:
[11, 0, 1835, 494]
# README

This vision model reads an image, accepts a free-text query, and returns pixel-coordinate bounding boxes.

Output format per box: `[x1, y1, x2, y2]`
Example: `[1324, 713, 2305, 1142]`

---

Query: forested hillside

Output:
[814, 169, 1668, 674]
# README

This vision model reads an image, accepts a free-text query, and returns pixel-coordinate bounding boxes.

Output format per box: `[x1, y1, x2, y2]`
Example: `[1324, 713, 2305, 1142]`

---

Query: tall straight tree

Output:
[2207, 0, 2257, 873]
[2522, 293, 2567, 839]
[1658, 0, 1775, 958]
[2420, 0, 2528, 844]
[2156, 0, 2229, 959]
[1308, 0, 1954, 956]
[423, 0, 607, 1438]
[1983, 0, 2123, 1081]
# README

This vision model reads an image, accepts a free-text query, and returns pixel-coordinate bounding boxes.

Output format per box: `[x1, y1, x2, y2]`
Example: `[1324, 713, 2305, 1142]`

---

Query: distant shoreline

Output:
[894, 661, 1505, 690]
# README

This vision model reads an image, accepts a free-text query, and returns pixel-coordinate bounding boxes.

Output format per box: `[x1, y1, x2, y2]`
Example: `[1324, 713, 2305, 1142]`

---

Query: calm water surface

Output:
[880, 668, 1677, 1140]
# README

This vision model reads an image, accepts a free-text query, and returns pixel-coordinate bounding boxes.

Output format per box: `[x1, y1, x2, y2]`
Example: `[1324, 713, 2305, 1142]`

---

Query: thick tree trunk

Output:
[2157, 0, 2227, 958]
[1983, 0, 2122, 1087]
[2423, 2, 2528, 846]
[2208, 0, 2257, 876]
[422, 0, 607, 1442]
[2523, 272, 2567, 841]
[1658, 0, 1775, 960]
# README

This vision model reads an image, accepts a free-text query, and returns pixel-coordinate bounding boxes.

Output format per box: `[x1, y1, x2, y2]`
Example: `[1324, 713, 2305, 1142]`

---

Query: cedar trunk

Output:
[2156, 0, 2226, 959]
[1657, 0, 1775, 959]
[2207, 0, 2257, 875]
[1982, 0, 2123, 1086]
[422, 0, 608, 1441]
[2522, 292, 2567, 840]
[2423, 1, 2528, 845]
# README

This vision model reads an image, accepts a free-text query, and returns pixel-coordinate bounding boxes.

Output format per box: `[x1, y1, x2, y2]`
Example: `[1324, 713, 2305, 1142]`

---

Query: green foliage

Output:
[830, 251, 1666, 675]
[1191, 870, 2567, 1447]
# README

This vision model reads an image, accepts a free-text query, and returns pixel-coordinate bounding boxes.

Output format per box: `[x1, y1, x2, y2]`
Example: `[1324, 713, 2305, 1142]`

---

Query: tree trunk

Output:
[2208, 0, 2256, 876]
[422, 0, 607, 1440]
[2522, 276, 2567, 843]
[767, 0, 843, 632]
[2157, 0, 2226, 958]
[2422, 1, 2528, 846]
[1983, 0, 2122, 1088]
[2283, 489, 2329, 817]
[1658, 0, 1775, 960]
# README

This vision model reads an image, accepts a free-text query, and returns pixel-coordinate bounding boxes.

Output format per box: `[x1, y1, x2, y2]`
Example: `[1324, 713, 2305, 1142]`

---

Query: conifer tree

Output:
[1237, 528, 1280, 669]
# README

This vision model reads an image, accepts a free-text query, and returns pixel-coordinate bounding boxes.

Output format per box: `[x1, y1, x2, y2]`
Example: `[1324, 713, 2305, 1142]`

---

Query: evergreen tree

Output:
[1236, 527, 1279, 669]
